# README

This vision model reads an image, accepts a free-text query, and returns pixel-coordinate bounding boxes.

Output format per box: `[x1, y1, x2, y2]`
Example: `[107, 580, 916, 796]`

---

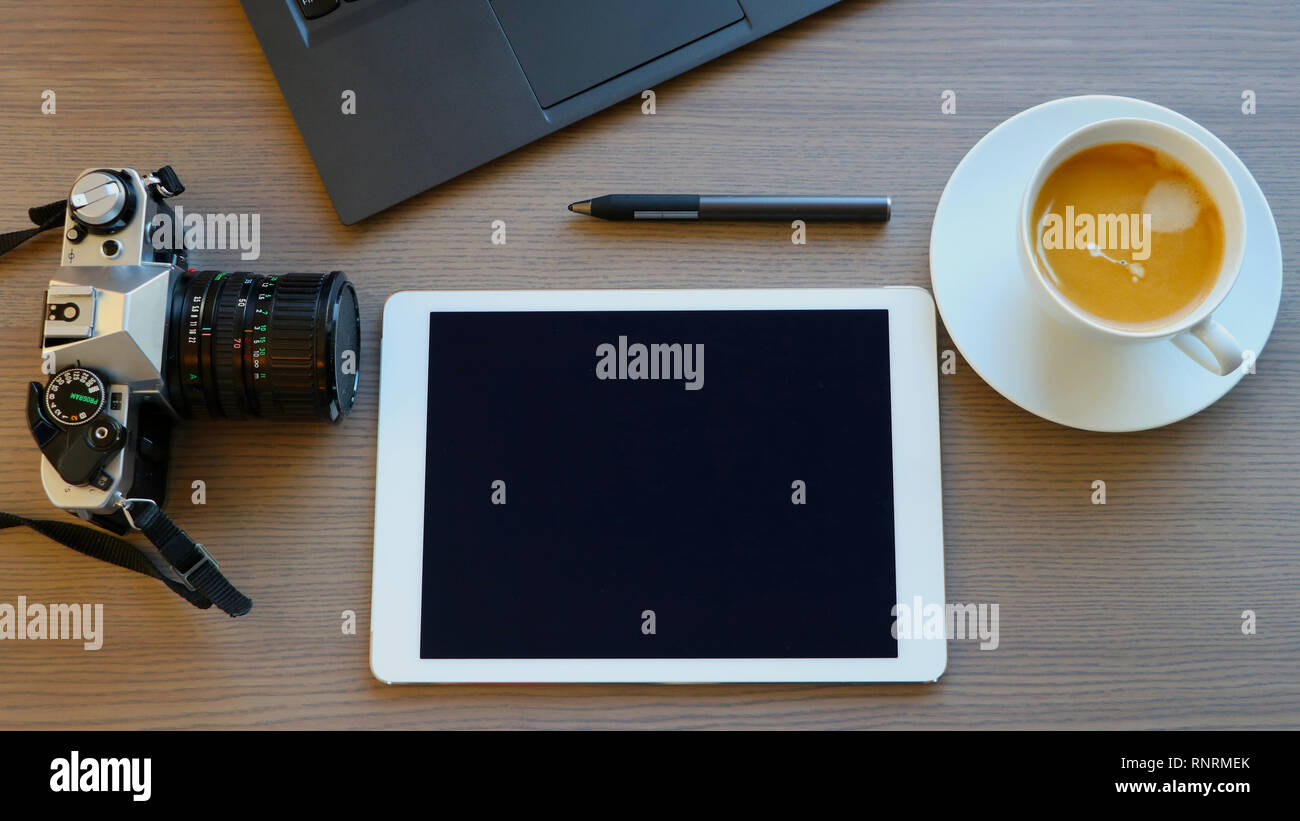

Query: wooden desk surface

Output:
[1, 0, 1296, 730]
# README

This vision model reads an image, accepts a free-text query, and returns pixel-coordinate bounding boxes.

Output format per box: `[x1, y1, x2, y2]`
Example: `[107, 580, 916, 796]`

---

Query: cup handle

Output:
[1171, 316, 1244, 376]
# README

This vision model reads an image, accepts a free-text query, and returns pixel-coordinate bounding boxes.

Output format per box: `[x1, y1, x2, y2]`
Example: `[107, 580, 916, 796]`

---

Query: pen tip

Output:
[568, 199, 592, 216]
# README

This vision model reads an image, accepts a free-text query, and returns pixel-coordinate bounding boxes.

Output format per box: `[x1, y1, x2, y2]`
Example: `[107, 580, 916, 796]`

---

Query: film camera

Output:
[19, 167, 360, 612]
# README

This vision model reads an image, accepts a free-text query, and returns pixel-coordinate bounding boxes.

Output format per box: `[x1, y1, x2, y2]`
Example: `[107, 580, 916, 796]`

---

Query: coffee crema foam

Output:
[1032, 142, 1224, 329]
[1143, 179, 1201, 233]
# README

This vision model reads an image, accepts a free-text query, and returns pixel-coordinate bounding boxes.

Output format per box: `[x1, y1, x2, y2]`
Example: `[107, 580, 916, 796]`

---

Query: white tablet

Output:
[371, 288, 946, 683]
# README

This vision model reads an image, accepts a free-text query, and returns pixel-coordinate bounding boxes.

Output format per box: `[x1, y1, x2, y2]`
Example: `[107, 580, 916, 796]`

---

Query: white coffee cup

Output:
[1018, 117, 1246, 375]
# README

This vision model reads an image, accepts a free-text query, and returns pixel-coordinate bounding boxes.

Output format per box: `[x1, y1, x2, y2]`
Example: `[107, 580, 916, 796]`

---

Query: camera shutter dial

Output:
[68, 169, 135, 233]
[45, 367, 106, 426]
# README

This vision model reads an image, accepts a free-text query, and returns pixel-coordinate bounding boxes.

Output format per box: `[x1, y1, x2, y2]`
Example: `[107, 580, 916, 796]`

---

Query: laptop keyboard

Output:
[296, 0, 348, 21]
[293, 0, 402, 39]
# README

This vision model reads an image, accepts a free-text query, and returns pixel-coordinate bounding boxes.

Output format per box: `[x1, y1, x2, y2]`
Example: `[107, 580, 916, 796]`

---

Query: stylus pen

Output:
[567, 194, 892, 222]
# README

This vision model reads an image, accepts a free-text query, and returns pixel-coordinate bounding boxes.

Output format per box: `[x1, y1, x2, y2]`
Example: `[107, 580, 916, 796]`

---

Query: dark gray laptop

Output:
[240, 0, 842, 224]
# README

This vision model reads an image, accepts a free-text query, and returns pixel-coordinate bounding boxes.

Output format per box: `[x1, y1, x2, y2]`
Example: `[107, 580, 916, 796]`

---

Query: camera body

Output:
[29, 167, 359, 534]
[33, 168, 186, 531]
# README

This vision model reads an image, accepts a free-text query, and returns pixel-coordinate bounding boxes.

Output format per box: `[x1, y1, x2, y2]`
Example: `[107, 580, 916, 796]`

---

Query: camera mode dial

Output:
[45, 367, 106, 426]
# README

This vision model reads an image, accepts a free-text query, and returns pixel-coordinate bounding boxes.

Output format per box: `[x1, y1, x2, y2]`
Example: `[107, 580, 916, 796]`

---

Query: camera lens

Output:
[166, 270, 359, 421]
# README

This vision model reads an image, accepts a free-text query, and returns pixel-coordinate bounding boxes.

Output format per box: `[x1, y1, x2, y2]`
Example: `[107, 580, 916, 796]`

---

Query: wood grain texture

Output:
[0, 0, 1296, 729]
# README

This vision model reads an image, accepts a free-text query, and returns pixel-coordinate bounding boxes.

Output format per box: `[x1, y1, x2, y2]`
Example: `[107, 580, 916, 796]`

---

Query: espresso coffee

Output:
[1031, 141, 1224, 327]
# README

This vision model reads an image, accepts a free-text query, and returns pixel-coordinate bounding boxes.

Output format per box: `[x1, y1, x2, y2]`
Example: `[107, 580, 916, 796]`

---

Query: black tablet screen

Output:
[420, 309, 897, 659]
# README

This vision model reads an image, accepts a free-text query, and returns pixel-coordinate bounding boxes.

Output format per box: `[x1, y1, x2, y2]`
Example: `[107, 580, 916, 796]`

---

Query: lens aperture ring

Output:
[175, 270, 218, 418]
[196, 272, 231, 419]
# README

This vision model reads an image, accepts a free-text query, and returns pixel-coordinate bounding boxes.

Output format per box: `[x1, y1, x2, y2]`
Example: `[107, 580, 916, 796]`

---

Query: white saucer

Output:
[930, 95, 1283, 432]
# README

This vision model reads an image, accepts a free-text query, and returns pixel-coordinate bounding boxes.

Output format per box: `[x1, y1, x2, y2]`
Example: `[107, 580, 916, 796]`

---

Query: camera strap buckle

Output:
[118, 498, 252, 617]
[177, 543, 220, 592]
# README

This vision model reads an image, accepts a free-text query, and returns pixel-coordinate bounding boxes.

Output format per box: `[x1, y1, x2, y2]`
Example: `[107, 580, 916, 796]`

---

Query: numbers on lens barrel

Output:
[250, 277, 275, 375]
[185, 289, 202, 345]
[234, 288, 248, 352]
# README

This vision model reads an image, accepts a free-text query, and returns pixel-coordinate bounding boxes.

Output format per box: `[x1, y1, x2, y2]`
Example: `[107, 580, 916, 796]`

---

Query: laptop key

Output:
[296, 0, 340, 20]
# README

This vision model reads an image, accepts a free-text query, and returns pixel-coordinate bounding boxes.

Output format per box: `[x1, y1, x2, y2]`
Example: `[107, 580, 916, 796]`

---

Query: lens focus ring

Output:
[259, 275, 320, 418]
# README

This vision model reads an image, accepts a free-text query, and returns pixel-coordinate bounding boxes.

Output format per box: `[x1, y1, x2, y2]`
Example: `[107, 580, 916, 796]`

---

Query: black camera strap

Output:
[0, 199, 67, 257]
[0, 504, 252, 617]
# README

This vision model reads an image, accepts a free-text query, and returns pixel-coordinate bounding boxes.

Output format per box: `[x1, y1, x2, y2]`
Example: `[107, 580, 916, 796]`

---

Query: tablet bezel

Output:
[371, 288, 946, 683]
